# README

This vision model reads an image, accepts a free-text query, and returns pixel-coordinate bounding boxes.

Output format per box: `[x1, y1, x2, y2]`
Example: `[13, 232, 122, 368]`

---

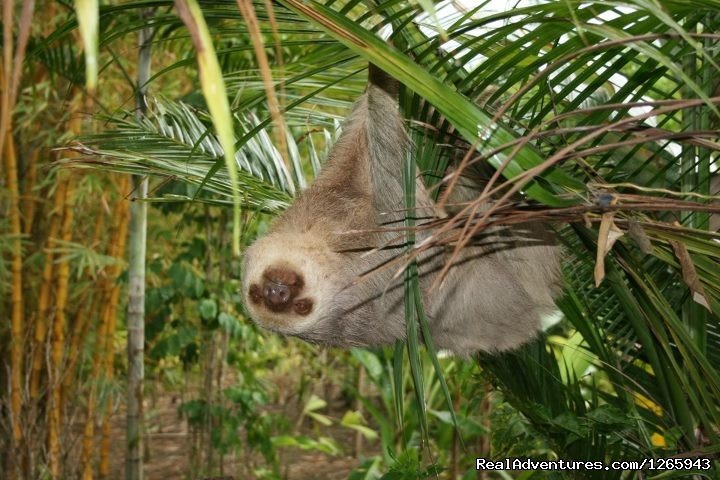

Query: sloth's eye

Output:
[248, 284, 263, 304]
[293, 299, 313, 316]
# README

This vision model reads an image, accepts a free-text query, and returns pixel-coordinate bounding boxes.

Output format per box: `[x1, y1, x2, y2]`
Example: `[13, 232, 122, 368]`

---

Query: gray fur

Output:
[242, 70, 562, 356]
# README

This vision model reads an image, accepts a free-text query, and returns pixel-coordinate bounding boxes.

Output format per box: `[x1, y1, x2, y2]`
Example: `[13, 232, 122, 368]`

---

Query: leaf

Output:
[670, 240, 711, 311]
[586, 405, 629, 427]
[302, 394, 327, 413]
[218, 312, 240, 336]
[594, 212, 624, 287]
[307, 411, 333, 426]
[271, 435, 341, 455]
[71, 98, 292, 213]
[198, 298, 218, 320]
[350, 348, 384, 381]
[236, 0, 295, 191]
[271, 435, 342, 455]
[348, 457, 383, 480]
[341, 411, 379, 440]
[551, 412, 589, 438]
[278, 0, 582, 206]
[410, 0, 447, 41]
[174, 0, 242, 255]
[74, 0, 98, 91]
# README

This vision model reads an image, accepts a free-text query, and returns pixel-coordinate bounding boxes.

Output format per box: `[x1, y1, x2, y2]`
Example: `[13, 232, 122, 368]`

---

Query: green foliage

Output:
[348, 347, 492, 477]
[381, 449, 444, 479]
[38, 0, 720, 477]
[180, 383, 288, 471]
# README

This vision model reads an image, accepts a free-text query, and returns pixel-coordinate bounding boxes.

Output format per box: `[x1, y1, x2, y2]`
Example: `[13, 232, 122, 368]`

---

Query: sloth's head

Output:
[242, 230, 347, 336]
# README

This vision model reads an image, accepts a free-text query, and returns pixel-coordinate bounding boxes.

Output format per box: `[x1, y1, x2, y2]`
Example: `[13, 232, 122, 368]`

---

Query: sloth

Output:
[242, 65, 562, 356]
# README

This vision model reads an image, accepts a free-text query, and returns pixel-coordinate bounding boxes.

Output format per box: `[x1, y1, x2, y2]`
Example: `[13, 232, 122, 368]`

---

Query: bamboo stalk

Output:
[99, 288, 125, 478]
[29, 176, 67, 401]
[60, 287, 93, 412]
[4, 3, 38, 476]
[80, 300, 111, 480]
[5, 130, 26, 460]
[99, 176, 131, 479]
[79, 176, 131, 480]
[62, 189, 108, 402]
[126, 175, 148, 480]
[0, 0, 15, 160]
[2, 6, 22, 476]
[127, 15, 153, 480]
[99, 400, 113, 479]
[48, 173, 76, 480]
[22, 148, 39, 235]
[98, 289, 123, 479]
[80, 277, 120, 479]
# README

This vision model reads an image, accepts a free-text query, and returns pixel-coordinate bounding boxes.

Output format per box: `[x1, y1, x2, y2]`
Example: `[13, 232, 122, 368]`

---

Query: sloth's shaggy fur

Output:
[242, 67, 562, 355]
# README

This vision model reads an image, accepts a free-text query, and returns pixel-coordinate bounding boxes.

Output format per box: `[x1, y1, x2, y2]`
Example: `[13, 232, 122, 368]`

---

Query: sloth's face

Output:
[242, 231, 346, 335]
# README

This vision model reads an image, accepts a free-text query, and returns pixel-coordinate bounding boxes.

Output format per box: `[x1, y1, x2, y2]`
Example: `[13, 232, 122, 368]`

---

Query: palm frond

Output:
[65, 98, 295, 213]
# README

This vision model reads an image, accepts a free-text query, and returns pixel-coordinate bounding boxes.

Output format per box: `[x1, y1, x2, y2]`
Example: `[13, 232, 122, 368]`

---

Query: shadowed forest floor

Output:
[109, 386, 376, 480]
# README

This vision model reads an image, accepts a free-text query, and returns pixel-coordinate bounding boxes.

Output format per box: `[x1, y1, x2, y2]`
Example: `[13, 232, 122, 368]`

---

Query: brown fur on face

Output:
[242, 65, 562, 355]
[248, 267, 312, 315]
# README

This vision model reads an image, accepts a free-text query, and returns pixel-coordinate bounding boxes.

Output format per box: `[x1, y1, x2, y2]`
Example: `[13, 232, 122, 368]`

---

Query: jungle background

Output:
[1, 0, 720, 479]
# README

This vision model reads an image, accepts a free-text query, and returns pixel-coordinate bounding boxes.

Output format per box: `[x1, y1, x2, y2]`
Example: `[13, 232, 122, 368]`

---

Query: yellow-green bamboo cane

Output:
[4, 131, 25, 467]
[99, 176, 130, 479]
[48, 174, 76, 480]
[29, 176, 67, 401]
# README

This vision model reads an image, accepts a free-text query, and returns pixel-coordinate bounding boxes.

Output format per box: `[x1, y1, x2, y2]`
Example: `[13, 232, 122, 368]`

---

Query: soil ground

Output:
[109, 386, 379, 480]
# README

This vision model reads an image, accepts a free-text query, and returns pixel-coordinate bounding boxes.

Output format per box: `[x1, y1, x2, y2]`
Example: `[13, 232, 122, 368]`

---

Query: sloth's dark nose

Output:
[263, 281, 291, 307]
[247, 267, 305, 312]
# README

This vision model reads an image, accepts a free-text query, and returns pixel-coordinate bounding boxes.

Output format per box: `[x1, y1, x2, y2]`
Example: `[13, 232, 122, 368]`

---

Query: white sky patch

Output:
[414, 0, 682, 158]
[378, 22, 394, 40]
[586, 4, 639, 25]
[417, 0, 546, 72]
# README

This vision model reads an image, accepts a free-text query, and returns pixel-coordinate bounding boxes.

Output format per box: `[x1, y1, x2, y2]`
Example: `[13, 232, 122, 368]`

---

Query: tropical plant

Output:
[28, 0, 720, 478]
